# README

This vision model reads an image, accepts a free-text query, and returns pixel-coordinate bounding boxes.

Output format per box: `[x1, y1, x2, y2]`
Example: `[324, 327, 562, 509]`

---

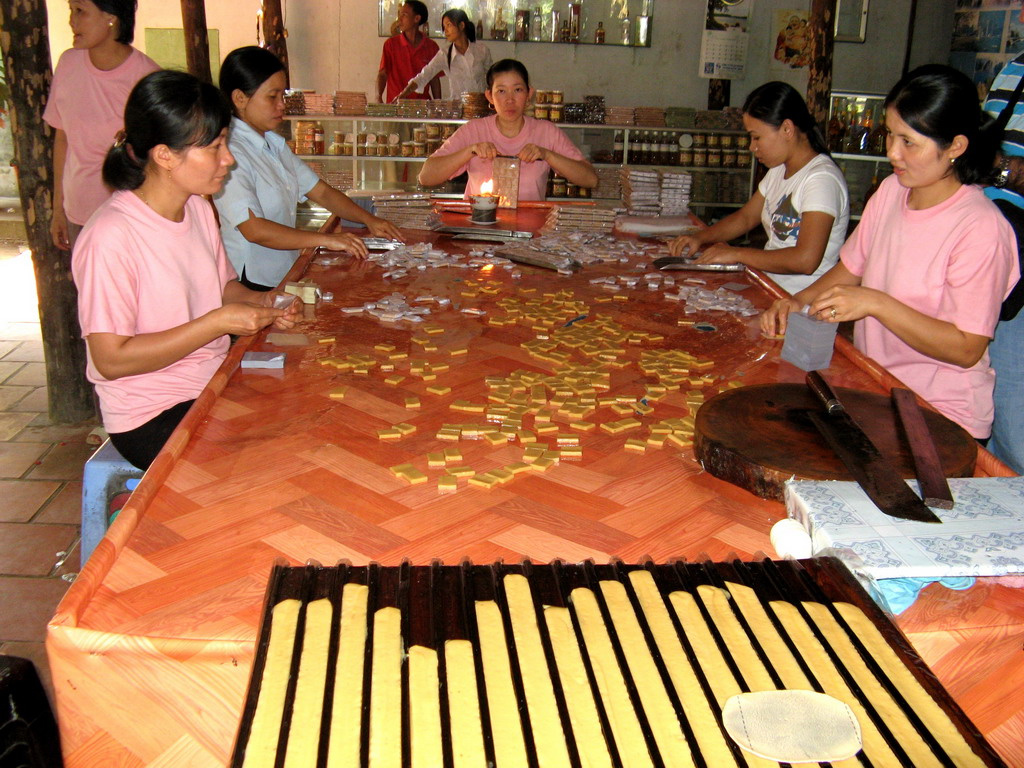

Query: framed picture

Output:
[835, 0, 869, 43]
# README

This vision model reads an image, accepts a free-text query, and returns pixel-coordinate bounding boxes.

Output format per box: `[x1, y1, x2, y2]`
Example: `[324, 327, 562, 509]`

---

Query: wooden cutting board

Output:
[694, 384, 977, 501]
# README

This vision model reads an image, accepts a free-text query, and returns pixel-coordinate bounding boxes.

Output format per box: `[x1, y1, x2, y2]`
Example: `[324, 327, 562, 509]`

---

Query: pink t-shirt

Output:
[73, 191, 236, 434]
[840, 175, 1020, 437]
[43, 48, 160, 224]
[431, 115, 585, 200]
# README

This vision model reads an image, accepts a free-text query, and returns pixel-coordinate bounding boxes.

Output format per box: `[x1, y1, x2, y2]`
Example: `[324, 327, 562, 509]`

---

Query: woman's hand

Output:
[261, 292, 303, 330]
[517, 144, 548, 163]
[365, 216, 405, 242]
[320, 232, 369, 258]
[693, 243, 743, 265]
[668, 234, 704, 258]
[51, 208, 70, 251]
[469, 142, 498, 160]
[808, 285, 884, 323]
[760, 296, 803, 337]
[215, 302, 287, 337]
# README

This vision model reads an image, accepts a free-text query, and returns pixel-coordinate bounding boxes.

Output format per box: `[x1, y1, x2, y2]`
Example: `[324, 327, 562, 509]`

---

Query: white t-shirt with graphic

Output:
[757, 153, 850, 295]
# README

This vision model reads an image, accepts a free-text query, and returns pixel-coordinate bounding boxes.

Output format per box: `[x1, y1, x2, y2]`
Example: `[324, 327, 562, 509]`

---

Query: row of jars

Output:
[534, 90, 565, 105]
[547, 173, 592, 199]
[612, 131, 753, 168]
[291, 122, 457, 157]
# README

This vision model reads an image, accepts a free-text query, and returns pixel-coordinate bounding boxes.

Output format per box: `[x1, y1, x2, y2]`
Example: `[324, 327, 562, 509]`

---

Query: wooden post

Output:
[806, 0, 837, 132]
[180, 0, 212, 84]
[0, 0, 95, 423]
[261, 0, 290, 86]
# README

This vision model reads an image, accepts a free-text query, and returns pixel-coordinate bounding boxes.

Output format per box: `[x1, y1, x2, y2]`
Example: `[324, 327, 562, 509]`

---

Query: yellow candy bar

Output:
[378, 428, 402, 440]
[535, 423, 558, 435]
[529, 457, 555, 472]
[389, 463, 415, 477]
[665, 432, 692, 448]
[375, 343, 397, 353]
[505, 462, 531, 475]
[468, 473, 500, 489]
[624, 439, 647, 453]
[318, 336, 335, 344]
[328, 387, 347, 400]
[438, 475, 458, 493]
[427, 452, 446, 468]
[490, 468, 515, 484]
[444, 447, 462, 463]
[394, 422, 417, 435]
[403, 469, 428, 485]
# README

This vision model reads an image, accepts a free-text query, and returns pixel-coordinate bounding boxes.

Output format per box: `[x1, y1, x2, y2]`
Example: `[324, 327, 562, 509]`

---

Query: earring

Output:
[109, 20, 114, 27]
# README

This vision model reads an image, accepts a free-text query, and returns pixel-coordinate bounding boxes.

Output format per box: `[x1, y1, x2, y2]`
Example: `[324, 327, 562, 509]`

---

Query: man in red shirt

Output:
[377, 1, 441, 102]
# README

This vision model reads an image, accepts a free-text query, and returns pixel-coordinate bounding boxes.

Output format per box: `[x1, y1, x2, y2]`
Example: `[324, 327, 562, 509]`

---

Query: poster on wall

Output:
[771, 10, 811, 70]
[949, 2, 1020, 99]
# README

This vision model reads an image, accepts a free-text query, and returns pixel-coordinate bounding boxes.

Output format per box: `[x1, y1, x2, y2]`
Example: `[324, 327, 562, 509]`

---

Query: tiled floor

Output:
[0, 242, 99, 703]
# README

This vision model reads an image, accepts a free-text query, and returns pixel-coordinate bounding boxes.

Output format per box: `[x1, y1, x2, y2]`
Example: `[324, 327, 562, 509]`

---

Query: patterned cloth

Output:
[784, 476, 1024, 580]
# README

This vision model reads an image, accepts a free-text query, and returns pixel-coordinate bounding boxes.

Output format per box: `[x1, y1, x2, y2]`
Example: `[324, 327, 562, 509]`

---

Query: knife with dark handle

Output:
[806, 372, 942, 523]
[891, 387, 955, 509]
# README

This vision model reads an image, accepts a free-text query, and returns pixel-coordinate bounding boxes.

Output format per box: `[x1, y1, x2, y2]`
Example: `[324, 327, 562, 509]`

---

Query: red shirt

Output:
[379, 33, 440, 101]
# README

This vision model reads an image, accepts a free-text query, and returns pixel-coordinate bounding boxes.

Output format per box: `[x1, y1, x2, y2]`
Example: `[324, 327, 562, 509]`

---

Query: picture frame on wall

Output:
[835, 0, 868, 43]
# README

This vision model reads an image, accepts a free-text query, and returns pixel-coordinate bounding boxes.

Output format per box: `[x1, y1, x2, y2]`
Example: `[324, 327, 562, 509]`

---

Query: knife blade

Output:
[806, 372, 942, 524]
[891, 387, 955, 509]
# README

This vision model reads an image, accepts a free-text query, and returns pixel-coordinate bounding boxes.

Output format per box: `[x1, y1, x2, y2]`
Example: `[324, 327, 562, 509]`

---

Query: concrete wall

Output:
[41, 0, 954, 106]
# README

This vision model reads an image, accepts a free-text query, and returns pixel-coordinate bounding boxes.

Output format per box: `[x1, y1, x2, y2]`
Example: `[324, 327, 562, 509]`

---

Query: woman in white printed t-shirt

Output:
[669, 81, 850, 295]
[397, 9, 492, 101]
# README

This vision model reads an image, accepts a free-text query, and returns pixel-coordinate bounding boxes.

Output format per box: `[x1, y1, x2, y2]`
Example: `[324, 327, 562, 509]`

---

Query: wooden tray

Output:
[695, 383, 978, 501]
[231, 558, 1005, 768]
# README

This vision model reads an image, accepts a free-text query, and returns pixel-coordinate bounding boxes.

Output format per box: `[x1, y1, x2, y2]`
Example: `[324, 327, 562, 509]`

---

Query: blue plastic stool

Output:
[80, 439, 144, 567]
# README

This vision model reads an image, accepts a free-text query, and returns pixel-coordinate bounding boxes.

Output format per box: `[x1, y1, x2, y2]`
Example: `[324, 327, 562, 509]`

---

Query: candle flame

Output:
[480, 180, 494, 195]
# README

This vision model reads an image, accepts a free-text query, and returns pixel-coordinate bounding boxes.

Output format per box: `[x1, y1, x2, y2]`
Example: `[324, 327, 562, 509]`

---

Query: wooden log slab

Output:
[694, 384, 977, 501]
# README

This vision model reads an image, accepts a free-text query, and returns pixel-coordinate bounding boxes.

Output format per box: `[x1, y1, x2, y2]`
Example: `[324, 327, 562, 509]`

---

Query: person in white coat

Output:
[397, 9, 492, 100]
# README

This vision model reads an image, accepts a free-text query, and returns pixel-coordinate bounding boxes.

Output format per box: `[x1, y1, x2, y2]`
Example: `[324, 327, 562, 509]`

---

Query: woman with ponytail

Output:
[397, 9, 491, 100]
[762, 65, 1019, 440]
[73, 70, 300, 469]
[670, 81, 850, 295]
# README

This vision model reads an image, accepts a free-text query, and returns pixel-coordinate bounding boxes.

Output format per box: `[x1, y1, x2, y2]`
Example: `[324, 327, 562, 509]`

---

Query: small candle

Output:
[470, 180, 498, 223]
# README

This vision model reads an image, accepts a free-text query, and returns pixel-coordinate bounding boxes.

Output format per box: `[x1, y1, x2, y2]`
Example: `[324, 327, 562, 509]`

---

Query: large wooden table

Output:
[48, 207, 1022, 766]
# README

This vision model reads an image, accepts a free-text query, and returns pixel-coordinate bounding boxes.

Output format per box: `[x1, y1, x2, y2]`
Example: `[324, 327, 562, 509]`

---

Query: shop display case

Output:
[378, 0, 654, 47]
[828, 91, 892, 219]
[284, 114, 756, 210]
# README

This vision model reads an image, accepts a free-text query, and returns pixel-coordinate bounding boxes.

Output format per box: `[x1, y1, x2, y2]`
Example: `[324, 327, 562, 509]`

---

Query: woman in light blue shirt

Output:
[215, 46, 402, 290]
[397, 9, 491, 101]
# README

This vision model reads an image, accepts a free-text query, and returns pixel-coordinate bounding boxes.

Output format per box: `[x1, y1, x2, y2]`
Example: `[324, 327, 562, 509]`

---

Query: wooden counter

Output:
[48, 206, 1022, 767]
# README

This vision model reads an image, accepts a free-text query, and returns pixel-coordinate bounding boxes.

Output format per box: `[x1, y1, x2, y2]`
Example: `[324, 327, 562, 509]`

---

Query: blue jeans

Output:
[989, 309, 1024, 473]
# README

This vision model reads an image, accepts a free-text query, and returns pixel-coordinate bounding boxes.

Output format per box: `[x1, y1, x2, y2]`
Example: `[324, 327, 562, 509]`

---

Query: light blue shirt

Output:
[214, 117, 320, 288]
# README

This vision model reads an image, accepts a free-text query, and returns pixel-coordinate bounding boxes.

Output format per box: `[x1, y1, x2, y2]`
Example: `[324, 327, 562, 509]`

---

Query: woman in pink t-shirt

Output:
[73, 71, 301, 469]
[419, 59, 597, 200]
[762, 66, 1019, 437]
[45, 0, 158, 250]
